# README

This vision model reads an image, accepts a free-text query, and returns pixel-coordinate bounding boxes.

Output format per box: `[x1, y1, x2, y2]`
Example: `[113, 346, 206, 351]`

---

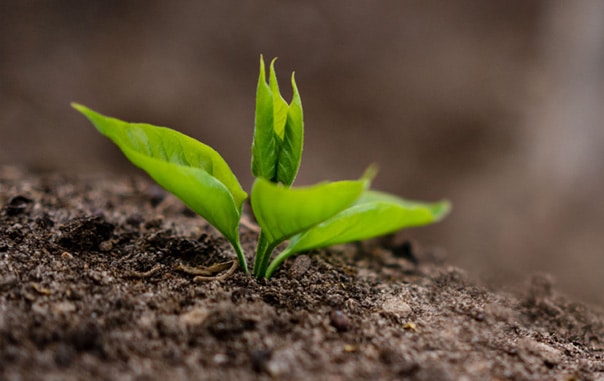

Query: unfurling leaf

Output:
[276, 73, 303, 186]
[251, 56, 278, 182]
[251, 56, 303, 186]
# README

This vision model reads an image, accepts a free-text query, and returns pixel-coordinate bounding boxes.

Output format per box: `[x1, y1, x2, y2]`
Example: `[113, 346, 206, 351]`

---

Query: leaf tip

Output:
[269, 57, 280, 91]
[71, 103, 101, 122]
[361, 164, 379, 186]
[71, 102, 86, 113]
[290, 72, 301, 101]
[433, 200, 452, 220]
[269, 56, 279, 68]
[258, 55, 267, 82]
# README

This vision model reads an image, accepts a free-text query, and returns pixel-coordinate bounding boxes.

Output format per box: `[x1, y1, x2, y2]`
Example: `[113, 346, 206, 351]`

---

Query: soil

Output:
[1, 165, 603, 381]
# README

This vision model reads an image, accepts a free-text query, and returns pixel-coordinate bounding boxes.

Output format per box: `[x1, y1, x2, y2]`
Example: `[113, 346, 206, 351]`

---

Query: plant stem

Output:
[232, 240, 248, 274]
[253, 230, 276, 278]
[264, 247, 293, 279]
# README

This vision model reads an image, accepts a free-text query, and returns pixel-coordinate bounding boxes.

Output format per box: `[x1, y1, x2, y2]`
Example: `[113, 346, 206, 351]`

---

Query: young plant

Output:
[73, 56, 450, 279]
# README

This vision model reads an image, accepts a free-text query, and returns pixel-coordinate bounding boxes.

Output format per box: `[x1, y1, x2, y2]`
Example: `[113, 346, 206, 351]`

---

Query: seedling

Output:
[72, 56, 450, 278]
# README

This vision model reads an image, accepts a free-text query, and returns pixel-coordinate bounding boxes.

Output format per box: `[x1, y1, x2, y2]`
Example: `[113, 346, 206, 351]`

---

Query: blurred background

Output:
[1, 1, 603, 304]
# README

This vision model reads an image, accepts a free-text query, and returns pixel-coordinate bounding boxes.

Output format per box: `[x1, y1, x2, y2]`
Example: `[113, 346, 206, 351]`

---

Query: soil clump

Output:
[1, 166, 603, 380]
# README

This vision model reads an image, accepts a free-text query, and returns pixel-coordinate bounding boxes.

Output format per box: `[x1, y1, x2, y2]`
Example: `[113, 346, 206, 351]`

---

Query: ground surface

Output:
[1, 166, 603, 381]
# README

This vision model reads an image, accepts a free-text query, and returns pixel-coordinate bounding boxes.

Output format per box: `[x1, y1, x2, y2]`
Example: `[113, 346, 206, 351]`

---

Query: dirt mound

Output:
[1, 166, 603, 380]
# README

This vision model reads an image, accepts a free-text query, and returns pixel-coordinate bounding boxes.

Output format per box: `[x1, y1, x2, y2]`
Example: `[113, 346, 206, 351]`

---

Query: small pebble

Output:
[53, 301, 76, 314]
[98, 240, 113, 252]
[343, 344, 357, 352]
[403, 322, 417, 331]
[382, 296, 412, 318]
[213, 353, 229, 365]
[289, 255, 311, 278]
[330, 310, 351, 332]
[5, 195, 32, 216]
[180, 307, 209, 327]
[126, 214, 143, 226]
[92, 209, 105, 218]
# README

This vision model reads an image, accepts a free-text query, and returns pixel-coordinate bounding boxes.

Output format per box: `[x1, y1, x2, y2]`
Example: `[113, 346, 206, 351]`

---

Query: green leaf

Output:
[276, 73, 304, 186]
[287, 190, 450, 253]
[72, 103, 248, 270]
[251, 56, 278, 181]
[251, 56, 304, 186]
[251, 177, 367, 244]
[269, 58, 289, 140]
[264, 191, 450, 277]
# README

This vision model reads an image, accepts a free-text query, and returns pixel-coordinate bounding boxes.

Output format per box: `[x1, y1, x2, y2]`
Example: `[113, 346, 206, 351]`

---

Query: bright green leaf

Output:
[251, 57, 304, 186]
[264, 191, 449, 277]
[251, 56, 278, 182]
[288, 190, 450, 253]
[276, 73, 304, 186]
[251, 177, 367, 244]
[269, 58, 289, 140]
[72, 103, 248, 270]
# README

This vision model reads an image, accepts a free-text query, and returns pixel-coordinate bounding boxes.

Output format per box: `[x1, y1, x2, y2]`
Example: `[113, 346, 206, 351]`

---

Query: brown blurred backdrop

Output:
[1, 1, 603, 304]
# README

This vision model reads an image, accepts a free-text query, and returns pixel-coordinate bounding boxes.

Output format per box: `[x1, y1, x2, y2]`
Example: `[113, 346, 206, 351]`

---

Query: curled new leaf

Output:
[251, 56, 278, 182]
[269, 58, 289, 140]
[251, 56, 304, 186]
[276, 73, 303, 185]
[265, 191, 450, 277]
[72, 103, 249, 271]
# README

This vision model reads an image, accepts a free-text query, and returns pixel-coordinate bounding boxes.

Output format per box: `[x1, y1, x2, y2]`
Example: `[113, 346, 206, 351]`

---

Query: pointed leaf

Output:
[269, 58, 289, 140]
[252, 57, 305, 186]
[251, 177, 367, 244]
[72, 103, 247, 246]
[286, 190, 451, 253]
[276, 73, 304, 186]
[251, 56, 278, 181]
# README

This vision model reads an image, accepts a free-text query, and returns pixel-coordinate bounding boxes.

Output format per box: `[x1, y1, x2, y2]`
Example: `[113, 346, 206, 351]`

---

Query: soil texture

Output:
[1, 166, 603, 380]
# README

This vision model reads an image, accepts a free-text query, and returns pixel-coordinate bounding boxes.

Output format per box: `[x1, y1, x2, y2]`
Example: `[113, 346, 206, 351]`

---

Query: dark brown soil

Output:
[1, 166, 603, 381]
